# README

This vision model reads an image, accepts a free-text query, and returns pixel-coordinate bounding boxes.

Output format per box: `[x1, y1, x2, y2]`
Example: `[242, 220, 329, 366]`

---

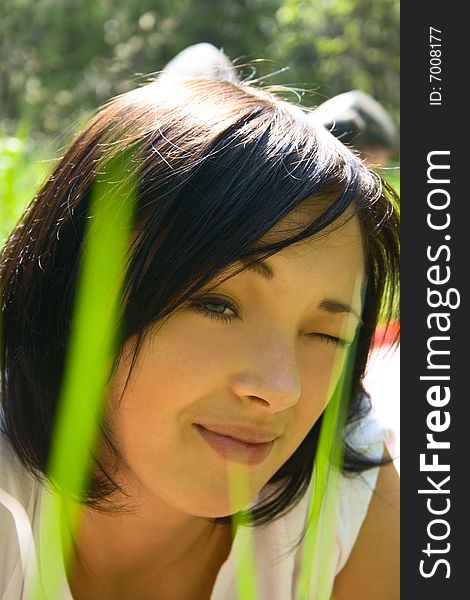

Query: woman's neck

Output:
[65, 496, 233, 600]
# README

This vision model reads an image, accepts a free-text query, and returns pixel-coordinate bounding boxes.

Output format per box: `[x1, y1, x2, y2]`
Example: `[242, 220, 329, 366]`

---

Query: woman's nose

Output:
[228, 335, 301, 413]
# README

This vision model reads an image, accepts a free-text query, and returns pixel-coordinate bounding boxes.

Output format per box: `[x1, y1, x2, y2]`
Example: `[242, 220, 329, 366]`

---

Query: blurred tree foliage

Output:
[1, 0, 399, 138]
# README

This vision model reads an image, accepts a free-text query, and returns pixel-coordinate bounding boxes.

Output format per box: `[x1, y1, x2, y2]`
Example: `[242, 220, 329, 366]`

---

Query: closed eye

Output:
[306, 333, 351, 348]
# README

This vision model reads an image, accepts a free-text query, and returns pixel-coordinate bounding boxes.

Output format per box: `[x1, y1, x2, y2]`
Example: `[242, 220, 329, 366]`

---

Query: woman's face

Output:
[107, 214, 365, 518]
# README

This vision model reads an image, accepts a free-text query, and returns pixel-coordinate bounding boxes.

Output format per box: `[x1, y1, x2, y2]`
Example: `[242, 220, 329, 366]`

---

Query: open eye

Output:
[189, 296, 239, 324]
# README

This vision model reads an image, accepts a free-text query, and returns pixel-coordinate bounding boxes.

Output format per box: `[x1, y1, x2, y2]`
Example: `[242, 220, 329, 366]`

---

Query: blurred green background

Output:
[0, 0, 399, 242]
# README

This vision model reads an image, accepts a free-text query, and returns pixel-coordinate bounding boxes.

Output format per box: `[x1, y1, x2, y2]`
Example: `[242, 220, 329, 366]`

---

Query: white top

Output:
[0, 414, 384, 600]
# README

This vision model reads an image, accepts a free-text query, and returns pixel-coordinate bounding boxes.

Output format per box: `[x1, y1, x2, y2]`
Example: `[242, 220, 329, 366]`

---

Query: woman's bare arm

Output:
[332, 456, 400, 599]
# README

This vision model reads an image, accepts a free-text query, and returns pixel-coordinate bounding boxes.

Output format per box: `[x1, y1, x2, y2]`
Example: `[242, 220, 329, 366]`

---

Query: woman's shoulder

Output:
[332, 456, 400, 598]
[0, 431, 43, 549]
[0, 431, 41, 505]
[258, 411, 388, 593]
[0, 431, 44, 597]
[334, 415, 386, 573]
[260, 408, 388, 545]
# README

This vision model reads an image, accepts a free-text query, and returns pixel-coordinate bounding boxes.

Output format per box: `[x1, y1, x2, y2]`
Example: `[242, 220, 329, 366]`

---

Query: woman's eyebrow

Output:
[318, 299, 363, 324]
[238, 258, 274, 280]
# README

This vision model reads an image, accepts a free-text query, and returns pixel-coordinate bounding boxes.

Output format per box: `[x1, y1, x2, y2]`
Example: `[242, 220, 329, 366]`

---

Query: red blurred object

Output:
[373, 319, 400, 348]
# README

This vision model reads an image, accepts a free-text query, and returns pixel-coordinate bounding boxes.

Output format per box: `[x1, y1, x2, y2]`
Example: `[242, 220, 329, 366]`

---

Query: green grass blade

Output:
[29, 152, 137, 599]
[295, 281, 362, 600]
[228, 463, 259, 600]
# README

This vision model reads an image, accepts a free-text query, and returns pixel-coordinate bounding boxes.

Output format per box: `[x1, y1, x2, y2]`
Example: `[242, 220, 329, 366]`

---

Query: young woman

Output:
[0, 77, 400, 599]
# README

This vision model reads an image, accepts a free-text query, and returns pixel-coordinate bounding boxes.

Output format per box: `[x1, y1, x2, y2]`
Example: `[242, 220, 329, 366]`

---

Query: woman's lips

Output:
[195, 424, 276, 466]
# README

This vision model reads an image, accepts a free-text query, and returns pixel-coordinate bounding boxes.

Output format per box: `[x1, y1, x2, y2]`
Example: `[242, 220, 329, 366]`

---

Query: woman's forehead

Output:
[257, 199, 363, 250]
[208, 213, 365, 305]
[265, 216, 365, 293]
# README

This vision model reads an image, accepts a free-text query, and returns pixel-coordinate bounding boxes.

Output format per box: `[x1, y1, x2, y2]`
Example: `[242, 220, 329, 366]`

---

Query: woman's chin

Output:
[185, 494, 253, 519]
